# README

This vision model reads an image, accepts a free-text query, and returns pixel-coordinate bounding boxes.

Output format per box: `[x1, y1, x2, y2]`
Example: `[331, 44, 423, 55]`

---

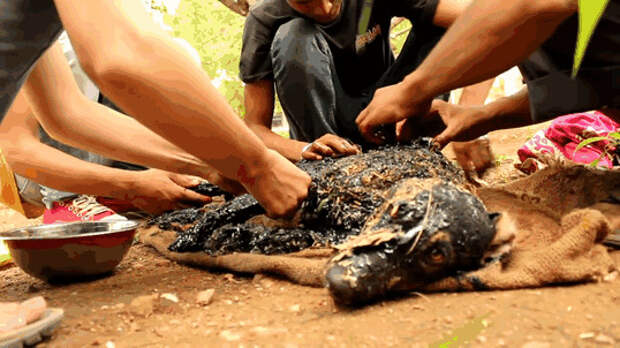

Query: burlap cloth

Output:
[137, 164, 619, 291]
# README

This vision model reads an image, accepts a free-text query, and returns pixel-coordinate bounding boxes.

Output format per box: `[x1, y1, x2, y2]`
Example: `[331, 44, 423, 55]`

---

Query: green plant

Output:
[163, 0, 246, 116]
[574, 131, 620, 167]
[494, 154, 509, 167]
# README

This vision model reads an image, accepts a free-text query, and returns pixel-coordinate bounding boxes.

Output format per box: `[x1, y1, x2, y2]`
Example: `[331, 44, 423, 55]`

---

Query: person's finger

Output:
[396, 119, 415, 143]
[178, 188, 212, 204]
[340, 139, 359, 154]
[356, 108, 385, 144]
[355, 107, 367, 127]
[433, 125, 456, 149]
[433, 132, 449, 149]
[302, 151, 323, 161]
[345, 142, 361, 155]
[312, 142, 334, 156]
[429, 99, 448, 113]
[168, 173, 202, 188]
[322, 137, 349, 155]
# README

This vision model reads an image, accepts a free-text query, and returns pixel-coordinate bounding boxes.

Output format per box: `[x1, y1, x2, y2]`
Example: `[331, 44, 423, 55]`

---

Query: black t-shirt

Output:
[240, 0, 439, 95]
[0, 0, 63, 121]
[519, 0, 620, 121]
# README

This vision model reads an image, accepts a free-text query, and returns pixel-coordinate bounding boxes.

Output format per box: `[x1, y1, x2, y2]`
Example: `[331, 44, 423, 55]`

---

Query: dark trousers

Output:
[270, 18, 446, 145]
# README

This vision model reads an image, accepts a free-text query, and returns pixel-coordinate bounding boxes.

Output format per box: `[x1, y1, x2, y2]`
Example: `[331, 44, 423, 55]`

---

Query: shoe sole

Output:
[0, 308, 64, 348]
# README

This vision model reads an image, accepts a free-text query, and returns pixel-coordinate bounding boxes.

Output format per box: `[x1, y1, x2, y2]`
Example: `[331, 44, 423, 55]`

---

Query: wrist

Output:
[237, 147, 272, 187]
[301, 142, 312, 154]
[469, 104, 497, 136]
[109, 170, 140, 201]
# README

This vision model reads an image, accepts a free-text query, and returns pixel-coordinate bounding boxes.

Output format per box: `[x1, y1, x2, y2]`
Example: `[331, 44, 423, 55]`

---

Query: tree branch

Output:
[217, 0, 251, 16]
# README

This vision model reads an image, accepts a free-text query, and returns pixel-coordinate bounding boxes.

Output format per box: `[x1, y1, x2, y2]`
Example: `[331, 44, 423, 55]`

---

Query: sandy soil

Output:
[2, 125, 619, 348]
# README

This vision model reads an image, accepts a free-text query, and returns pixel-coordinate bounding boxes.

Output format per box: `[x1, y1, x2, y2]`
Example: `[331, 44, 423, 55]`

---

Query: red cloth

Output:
[517, 111, 619, 173]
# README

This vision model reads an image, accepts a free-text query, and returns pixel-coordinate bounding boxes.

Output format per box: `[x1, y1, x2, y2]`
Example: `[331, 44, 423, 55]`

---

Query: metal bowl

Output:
[0, 220, 139, 281]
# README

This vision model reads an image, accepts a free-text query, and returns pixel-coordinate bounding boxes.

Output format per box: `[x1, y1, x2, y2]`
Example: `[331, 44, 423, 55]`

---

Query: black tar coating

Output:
[148, 139, 465, 255]
[325, 183, 498, 305]
[189, 182, 235, 201]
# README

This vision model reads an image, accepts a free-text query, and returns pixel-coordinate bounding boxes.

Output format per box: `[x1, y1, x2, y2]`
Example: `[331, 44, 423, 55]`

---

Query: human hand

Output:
[301, 134, 361, 161]
[452, 138, 494, 178]
[123, 169, 212, 215]
[356, 82, 432, 144]
[429, 100, 490, 148]
[201, 169, 246, 196]
[243, 149, 311, 219]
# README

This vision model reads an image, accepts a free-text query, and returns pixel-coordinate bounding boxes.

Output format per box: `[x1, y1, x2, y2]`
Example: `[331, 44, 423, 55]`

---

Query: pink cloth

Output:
[517, 111, 619, 173]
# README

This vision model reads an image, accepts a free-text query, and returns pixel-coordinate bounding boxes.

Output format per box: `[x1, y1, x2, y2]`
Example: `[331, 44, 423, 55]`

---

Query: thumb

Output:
[429, 98, 447, 113]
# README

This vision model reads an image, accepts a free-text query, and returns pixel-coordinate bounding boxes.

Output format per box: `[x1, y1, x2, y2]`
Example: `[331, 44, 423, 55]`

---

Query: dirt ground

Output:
[2, 125, 619, 348]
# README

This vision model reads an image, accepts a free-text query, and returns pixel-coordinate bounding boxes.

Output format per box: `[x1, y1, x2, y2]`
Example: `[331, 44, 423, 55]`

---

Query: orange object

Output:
[0, 149, 25, 216]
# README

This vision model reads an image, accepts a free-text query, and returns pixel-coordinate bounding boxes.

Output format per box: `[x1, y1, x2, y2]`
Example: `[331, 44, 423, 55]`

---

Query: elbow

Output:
[79, 33, 150, 96]
[0, 136, 31, 170]
[81, 52, 134, 96]
[35, 100, 87, 147]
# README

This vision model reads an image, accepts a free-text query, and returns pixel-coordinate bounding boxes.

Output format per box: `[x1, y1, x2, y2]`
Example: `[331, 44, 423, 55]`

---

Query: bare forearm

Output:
[20, 75, 208, 179]
[405, 0, 577, 100]
[52, 101, 206, 177]
[248, 124, 307, 162]
[458, 78, 494, 106]
[243, 81, 306, 162]
[476, 88, 532, 133]
[2, 138, 135, 200]
[53, 0, 270, 182]
[89, 34, 269, 181]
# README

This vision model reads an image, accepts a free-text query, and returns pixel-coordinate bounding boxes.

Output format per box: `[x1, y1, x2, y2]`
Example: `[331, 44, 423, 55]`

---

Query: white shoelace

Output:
[66, 195, 112, 220]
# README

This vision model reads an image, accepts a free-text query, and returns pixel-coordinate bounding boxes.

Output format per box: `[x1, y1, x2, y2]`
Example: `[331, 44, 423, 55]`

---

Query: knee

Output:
[271, 18, 327, 64]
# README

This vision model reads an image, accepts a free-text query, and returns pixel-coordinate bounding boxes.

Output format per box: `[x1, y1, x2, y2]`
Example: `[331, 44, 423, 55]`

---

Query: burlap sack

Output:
[137, 164, 619, 291]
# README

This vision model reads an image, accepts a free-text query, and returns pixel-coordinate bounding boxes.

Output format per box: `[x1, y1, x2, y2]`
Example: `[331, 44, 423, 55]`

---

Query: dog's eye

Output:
[429, 248, 445, 264]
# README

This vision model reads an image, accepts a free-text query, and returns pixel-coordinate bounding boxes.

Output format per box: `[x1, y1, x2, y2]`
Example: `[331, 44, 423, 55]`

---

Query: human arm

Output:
[449, 78, 495, 175]
[244, 80, 308, 162]
[23, 43, 245, 196]
[357, 0, 577, 142]
[433, 87, 532, 147]
[244, 81, 361, 161]
[457, 78, 494, 106]
[34, 0, 311, 217]
[0, 91, 211, 215]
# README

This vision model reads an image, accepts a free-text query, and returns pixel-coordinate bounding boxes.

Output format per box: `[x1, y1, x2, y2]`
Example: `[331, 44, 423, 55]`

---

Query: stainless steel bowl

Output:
[0, 220, 139, 281]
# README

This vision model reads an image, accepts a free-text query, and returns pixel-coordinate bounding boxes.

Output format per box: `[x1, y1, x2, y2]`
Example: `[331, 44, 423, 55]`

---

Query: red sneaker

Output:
[43, 195, 128, 224]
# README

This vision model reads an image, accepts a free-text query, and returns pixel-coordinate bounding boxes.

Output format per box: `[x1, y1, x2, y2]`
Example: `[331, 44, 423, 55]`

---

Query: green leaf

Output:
[608, 132, 620, 140]
[573, 0, 611, 77]
[575, 136, 610, 152]
[590, 157, 602, 167]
